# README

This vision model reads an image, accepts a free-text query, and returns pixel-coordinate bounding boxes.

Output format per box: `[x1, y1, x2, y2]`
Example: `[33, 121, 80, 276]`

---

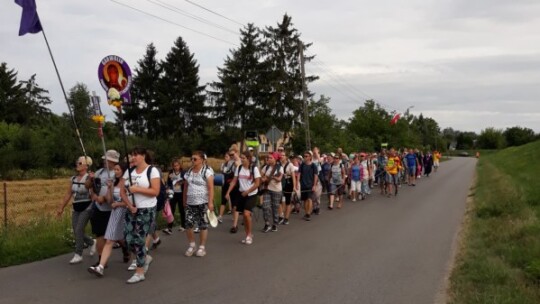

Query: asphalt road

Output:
[0, 157, 476, 304]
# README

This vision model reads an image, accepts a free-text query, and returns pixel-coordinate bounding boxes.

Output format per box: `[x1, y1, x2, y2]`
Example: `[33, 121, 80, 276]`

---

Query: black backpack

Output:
[129, 165, 167, 211]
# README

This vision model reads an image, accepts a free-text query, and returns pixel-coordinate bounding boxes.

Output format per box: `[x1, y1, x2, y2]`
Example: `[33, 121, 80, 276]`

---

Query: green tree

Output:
[477, 127, 505, 149]
[158, 36, 206, 140]
[347, 99, 391, 150]
[19, 74, 52, 125]
[504, 126, 536, 147]
[125, 43, 162, 138]
[67, 83, 93, 148]
[208, 23, 264, 132]
[0, 62, 25, 124]
[456, 131, 477, 150]
[261, 14, 318, 131]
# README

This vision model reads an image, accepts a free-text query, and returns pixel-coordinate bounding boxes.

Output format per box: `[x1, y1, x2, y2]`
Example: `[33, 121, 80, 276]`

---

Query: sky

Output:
[1, 0, 540, 133]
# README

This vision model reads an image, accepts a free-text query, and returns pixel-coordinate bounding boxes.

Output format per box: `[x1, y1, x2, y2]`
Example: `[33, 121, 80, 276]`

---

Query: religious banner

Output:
[98, 55, 132, 104]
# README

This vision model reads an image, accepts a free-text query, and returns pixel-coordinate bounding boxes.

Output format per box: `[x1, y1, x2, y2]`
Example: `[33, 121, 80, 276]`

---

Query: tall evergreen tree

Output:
[0, 62, 25, 124]
[125, 43, 162, 138]
[158, 36, 206, 139]
[208, 23, 265, 131]
[261, 14, 318, 131]
[67, 83, 93, 144]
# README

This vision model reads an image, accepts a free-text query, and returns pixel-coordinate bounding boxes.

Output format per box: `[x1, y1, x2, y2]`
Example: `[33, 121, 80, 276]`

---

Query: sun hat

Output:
[206, 209, 218, 228]
[102, 149, 120, 163]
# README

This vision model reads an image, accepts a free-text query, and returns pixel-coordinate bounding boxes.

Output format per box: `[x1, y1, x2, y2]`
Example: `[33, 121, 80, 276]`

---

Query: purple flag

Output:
[15, 0, 43, 36]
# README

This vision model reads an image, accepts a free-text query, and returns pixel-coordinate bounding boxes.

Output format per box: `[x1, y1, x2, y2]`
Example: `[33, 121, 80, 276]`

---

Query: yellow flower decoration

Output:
[92, 115, 105, 124]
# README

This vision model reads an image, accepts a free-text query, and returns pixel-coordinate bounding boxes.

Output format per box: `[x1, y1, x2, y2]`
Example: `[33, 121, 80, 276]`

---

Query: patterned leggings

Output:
[263, 190, 282, 225]
[125, 207, 155, 268]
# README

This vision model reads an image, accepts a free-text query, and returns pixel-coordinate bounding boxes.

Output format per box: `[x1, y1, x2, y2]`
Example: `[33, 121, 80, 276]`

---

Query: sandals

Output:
[185, 246, 196, 257]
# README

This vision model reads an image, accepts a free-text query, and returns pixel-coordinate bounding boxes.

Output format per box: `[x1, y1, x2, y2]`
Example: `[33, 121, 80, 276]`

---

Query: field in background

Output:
[449, 141, 540, 303]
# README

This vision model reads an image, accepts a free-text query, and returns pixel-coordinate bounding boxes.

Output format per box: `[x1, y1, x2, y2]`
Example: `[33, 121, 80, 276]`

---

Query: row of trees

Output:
[1, 14, 538, 177]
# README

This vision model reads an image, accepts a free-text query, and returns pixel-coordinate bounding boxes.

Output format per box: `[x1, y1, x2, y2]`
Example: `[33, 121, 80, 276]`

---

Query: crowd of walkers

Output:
[59, 144, 441, 284]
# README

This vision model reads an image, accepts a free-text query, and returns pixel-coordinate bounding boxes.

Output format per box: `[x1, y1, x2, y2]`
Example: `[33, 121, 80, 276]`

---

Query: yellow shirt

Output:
[386, 157, 399, 175]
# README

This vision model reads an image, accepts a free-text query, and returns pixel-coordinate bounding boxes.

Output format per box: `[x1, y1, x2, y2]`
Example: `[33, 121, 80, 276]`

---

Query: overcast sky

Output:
[2, 0, 539, 133]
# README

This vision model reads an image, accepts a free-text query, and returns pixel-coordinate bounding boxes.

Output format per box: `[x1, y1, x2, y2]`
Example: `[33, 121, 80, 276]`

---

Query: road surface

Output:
[0, 157, 476, 304]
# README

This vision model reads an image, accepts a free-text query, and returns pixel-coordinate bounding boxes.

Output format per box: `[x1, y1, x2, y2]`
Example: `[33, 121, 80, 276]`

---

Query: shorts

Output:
[237, 195, 257, 213]
[386, 173, 398, 184]
[186, 204, 208, 230]
[91, 209, 111, 237]
[283, 181, 294, 205]
[300, 188, 314, 201]
[329, 184, 343, 196]
[350, 180, 362, 192]
[229, 186, 241, 209]
[433, 161, 439, 167]
[408, 166, 416, 176]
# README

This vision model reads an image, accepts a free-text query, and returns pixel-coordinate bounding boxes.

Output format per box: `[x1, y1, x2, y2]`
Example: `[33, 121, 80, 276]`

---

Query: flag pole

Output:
[40, 27, 87, 158]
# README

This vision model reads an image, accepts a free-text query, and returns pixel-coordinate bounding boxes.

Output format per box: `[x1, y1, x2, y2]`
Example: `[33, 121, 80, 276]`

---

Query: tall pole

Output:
[299, 43, 311, 151]
[41, 29, 87, 158]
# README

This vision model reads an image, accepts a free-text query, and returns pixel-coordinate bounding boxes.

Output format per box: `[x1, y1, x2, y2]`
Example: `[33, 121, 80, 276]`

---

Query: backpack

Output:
[236, 163, 257, 181]
[129, 165, 167, 211]
[186, 165, 210, 181]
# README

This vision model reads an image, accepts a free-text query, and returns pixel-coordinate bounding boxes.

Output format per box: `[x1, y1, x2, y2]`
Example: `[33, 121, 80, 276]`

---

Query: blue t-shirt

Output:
[350, 164, 361, 181]
[405, 153, 417, 167]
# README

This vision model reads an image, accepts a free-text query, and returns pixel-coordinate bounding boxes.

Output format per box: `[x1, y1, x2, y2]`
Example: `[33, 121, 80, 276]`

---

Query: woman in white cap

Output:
[57, 156, 96, 264]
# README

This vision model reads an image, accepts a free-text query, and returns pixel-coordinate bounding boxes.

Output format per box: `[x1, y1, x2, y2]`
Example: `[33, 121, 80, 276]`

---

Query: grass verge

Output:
[0, 215, 73, 267]
[449, 141, 540, 303]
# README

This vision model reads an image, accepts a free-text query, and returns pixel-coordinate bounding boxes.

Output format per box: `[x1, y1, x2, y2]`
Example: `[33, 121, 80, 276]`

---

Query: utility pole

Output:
[299, 43, 311, 151]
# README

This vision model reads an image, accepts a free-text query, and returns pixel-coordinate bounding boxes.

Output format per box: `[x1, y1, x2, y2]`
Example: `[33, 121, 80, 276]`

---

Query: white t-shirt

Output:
[185, 166, 214, 206]
[262, 164, 284, 192]
[235, 166, 261, 196]
[123, 166, 160, 208]
[360, 160, 369, 181]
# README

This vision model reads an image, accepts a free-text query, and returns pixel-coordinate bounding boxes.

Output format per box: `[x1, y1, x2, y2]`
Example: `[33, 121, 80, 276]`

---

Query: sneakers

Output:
[352, 198, 357, 202]
[241, 236, 253, 245]
[271, 225, 278, 232]
[126, 273, 145, 284]
[262, 225, 272, 233]
[178, 226, 186, 232]
[313, 208, 320, 215]
[127, 259, 137, 271]
[143, 255, 153, 274]
[185, 246, 196, 257]
[88, 265, 104, 277]
[217, 216, 223, 223]
[278, 217, 285, 225]
[69, 254, 83, 264]
[89, 239, 97, 256]
[195, 247, 206, 257]
[283, 218, 289, 225]
[230, 226, 238, 233]
[162, 228, 172, 235]
[303, 214, 311, 221]
[151, 238, 161, 250]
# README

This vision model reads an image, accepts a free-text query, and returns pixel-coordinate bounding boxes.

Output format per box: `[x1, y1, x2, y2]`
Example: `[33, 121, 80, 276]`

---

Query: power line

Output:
[110, 0, 237, 46]
[184, 0, 245, 27]
[308, 64, 362, 103]
[148, 0, 239, 35]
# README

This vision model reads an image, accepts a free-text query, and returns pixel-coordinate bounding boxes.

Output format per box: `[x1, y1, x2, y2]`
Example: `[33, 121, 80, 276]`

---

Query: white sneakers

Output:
[69, 254, 83, 264]
[127, 259, 137, 271]
[126, 273, 145, 284]
[89, 239, 97, 256]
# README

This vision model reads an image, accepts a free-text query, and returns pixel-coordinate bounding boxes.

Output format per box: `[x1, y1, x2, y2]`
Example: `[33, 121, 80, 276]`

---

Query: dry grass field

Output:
[0, 157, 225, 227]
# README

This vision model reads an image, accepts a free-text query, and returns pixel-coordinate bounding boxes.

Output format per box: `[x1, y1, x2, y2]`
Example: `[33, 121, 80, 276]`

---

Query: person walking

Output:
[225, 151, 261, 245]
[328, 153, 345, 209]
[164, 158, 185, 234]
[123, 147, 160, 284]
[57, 156, 96, 264]
[183, 151, 215, 257]
[260, 152, 283, 232]
[88, 162, 130, 277]
[297, 151, 319, 220]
